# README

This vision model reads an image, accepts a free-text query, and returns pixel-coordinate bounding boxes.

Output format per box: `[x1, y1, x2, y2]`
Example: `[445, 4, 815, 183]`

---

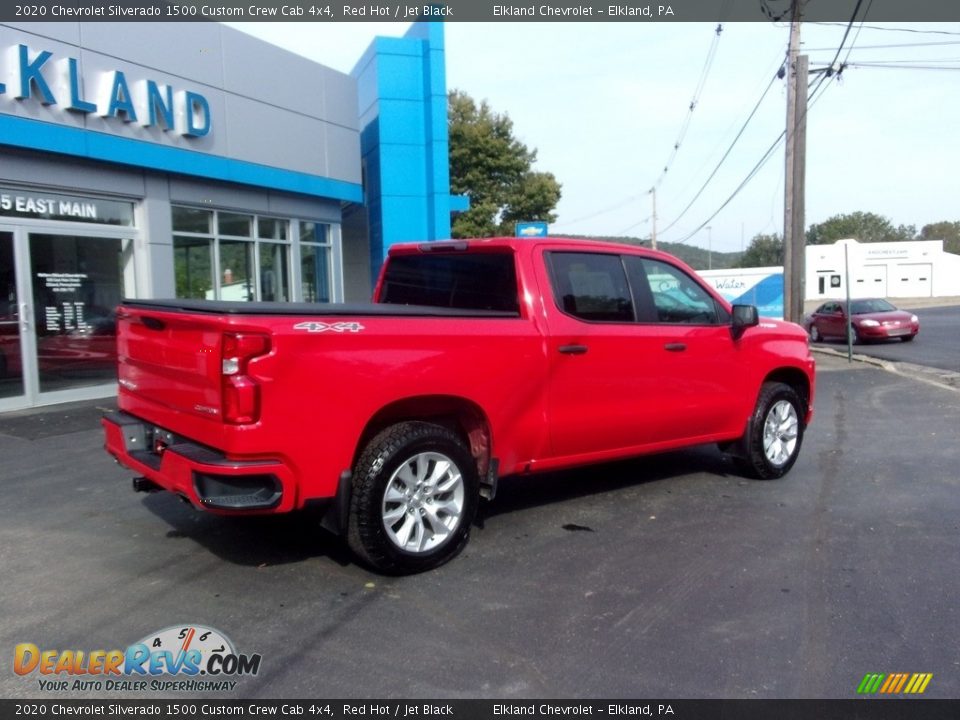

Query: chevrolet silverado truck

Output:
[103, 238, 815, 573]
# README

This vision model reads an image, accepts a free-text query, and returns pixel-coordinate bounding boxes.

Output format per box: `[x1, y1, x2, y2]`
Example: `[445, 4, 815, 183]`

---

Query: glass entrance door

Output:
[0, 228, 133, 410]
[0, 230, 26, 403]
[30, 233, 128, 395]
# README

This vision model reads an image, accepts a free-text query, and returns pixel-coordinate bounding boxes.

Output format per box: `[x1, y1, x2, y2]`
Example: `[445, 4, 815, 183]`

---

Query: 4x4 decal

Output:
[293, 321, 365, 333]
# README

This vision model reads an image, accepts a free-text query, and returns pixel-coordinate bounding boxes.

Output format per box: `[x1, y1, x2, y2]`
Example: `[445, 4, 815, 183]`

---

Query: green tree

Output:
[737, 233, 783, 267]
[918, 221, 960, 255]
[448, 89, 561, 237]
[806, 211, 915, 245]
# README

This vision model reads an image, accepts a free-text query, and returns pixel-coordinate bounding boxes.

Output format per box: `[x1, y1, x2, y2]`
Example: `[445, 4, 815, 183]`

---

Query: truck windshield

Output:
[379, 252, 520, 313]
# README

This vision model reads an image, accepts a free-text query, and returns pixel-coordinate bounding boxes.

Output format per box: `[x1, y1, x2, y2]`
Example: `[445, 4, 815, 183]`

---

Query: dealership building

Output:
[0, 21, 463, 411]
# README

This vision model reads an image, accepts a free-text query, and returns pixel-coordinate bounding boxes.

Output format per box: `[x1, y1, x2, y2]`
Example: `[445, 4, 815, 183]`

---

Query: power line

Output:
[803, 40, 960, 51]
[617, 215, 652, 236]
[664, 2, 869, 247]
[666, 60, 839, 246]
[656, 68, 781, 237]
[823, 0, 866, 77]
[561, 195, 644, 228]
[650, 22, 726, 190]
[844, 62, 960, 70]
[670, 0, 873, 248]
[807, 22, 960, 37]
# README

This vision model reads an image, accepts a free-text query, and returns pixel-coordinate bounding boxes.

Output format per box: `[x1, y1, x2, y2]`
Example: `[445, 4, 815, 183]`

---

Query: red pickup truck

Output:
[103, 238, 815, 573]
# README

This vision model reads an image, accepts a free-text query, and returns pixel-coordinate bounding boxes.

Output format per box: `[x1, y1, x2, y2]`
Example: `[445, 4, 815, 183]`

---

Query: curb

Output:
[812, 346, 960, 393]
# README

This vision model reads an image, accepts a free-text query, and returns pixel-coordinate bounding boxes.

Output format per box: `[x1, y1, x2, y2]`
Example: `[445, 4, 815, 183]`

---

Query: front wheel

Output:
[347, 421, 479, 574]
[735, 382, 805, 480]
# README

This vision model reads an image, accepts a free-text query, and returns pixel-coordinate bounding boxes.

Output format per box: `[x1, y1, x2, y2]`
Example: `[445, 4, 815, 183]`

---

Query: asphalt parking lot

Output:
[1, 353, 959, 700]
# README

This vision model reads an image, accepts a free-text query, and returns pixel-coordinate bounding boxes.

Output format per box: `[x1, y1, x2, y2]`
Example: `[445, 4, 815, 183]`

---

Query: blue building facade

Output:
[351, 23, 468, 287]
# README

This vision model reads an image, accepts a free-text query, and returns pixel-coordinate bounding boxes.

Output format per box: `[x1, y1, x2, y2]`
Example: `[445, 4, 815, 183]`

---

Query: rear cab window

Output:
[379, 252, 520, 313]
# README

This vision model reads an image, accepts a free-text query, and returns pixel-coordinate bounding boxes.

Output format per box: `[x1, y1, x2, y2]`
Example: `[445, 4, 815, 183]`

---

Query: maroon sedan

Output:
[804, 299, 919, 344]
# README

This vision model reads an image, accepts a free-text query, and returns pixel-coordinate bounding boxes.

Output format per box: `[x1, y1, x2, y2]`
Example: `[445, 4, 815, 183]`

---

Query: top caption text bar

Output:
[2, 0, 959, 22]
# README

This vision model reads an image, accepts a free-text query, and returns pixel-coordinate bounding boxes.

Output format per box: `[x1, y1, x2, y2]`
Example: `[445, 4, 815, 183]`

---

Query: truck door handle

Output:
[558, 344, 589, 355]
[664, 342, 686, 352]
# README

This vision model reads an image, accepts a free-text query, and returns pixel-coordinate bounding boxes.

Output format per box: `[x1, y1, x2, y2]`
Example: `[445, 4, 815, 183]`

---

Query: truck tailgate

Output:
[116, 306, 225, 419]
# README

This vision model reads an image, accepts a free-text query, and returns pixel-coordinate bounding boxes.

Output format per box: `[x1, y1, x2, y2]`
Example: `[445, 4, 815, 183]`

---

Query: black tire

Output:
[809, 325, 821, 343]
[901, 334, 916, 342]
[848, 326, 862, 345]
[735, 381, 805, 480]
[347, 421, 479, 574]
[0, 351, 6, 379]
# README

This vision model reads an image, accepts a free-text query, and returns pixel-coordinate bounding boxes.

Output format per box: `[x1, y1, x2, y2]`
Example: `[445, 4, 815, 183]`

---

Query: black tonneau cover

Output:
[121, 299, 520, 318]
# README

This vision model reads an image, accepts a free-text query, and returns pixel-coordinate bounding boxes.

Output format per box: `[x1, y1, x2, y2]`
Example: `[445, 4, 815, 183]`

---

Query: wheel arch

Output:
[762, 367, 811, 420]
[354, 395, 493, 479]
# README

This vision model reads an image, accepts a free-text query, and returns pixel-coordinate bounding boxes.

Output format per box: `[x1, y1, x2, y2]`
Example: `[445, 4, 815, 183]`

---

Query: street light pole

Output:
[650, 187, 657, 250]
[707, 225, 712, 270]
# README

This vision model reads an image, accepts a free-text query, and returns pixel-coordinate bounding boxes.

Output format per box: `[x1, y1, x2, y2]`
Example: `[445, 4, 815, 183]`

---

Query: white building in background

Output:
[695, 237, 960, 321]
[806, 238, 960, 301]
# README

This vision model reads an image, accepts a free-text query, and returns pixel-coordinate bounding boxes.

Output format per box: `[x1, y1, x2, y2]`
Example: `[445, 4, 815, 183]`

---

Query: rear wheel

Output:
[809, 325, 821, 342]
[735, 382, 805, 480]
[348, 421, 479, 574]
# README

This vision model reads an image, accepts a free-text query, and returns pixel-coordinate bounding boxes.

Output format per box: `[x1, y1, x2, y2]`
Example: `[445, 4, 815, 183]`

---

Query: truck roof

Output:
[388, 236, 677, 259]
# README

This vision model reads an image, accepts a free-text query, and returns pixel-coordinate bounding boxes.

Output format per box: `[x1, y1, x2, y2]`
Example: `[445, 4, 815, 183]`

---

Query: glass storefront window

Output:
[300, 222, 329, 244]
[301, 243, 330, 303]
[174, 236, 213, 299]
[259, 242, 289, 302]
[219, 239, 255, 302]
[172, 207, 212, 234]
[218, 212, 252, 237]
[171, 207, 334, 303]
[258, 217, 287, 241]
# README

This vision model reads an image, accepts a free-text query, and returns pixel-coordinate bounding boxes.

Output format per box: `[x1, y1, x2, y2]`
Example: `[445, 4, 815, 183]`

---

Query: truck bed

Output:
[121, 299, 520, 318]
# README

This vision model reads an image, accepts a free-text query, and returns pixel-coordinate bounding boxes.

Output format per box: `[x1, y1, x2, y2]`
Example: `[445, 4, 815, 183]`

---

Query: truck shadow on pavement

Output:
[482, 445, 736, 522]
[134, 444, 738, 569]
[138, 492, 356, 569]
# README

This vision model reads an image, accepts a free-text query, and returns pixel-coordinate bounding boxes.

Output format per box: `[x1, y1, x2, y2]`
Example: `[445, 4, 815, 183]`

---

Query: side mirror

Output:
[731, 304, 759, 340]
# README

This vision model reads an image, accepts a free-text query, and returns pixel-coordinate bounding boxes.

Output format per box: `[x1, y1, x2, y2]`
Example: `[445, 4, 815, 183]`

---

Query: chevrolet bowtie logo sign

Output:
[857, 673, 933, 695]
[293, 321, 365, 333]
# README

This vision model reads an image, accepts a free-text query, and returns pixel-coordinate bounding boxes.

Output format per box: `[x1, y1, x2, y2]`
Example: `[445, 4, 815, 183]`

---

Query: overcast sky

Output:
[229, 21, 960, 254]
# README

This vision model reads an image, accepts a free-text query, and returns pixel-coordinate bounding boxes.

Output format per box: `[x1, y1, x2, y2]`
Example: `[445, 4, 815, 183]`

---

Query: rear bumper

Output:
[102, 411, 297, 514]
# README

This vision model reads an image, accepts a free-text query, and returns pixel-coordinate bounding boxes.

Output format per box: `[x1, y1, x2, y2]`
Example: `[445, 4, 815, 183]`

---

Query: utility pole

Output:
[650, 187, 657, 250]
[782, 0, 808, 325]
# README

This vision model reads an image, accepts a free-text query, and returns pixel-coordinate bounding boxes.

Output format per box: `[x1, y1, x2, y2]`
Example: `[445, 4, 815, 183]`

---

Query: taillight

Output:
[221, 333, 270, 424]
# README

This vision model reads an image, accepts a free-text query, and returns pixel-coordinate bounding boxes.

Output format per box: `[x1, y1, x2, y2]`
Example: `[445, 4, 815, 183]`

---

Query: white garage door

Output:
[853, 265, 887, 297]
[891, 263, 932, 298]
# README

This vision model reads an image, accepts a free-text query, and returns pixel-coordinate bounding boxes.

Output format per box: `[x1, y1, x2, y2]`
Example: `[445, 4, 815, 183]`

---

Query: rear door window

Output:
[548, 252, 635, 322]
